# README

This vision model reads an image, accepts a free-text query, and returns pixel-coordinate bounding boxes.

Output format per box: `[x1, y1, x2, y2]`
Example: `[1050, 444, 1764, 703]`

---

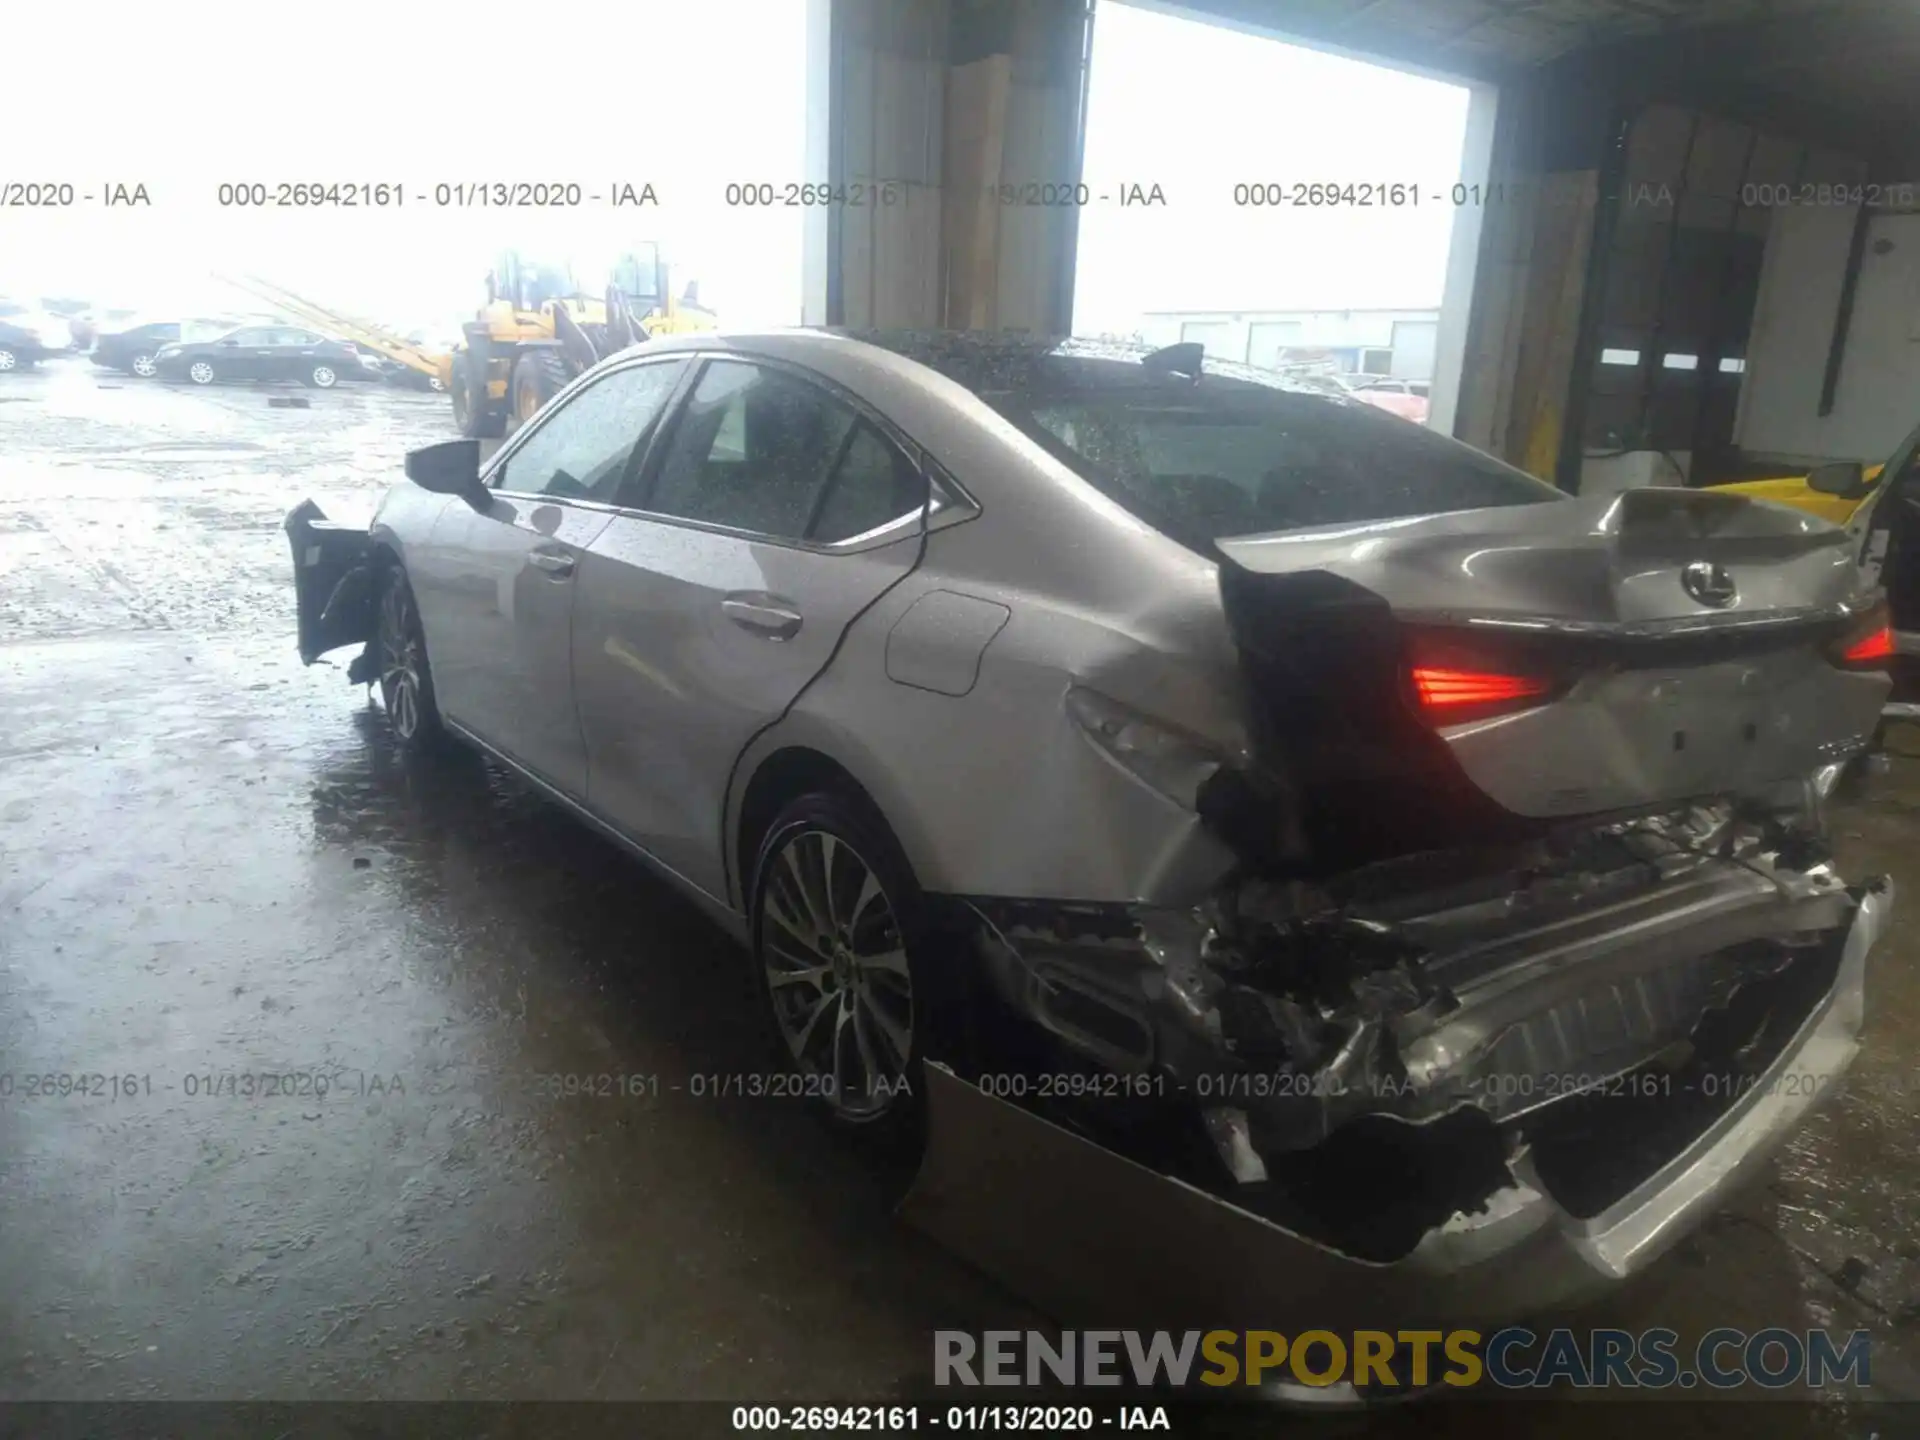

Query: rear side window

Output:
[812, 423, 927, 542]
[1005, 385, 1560, 546]
[647, 359, 925, 543]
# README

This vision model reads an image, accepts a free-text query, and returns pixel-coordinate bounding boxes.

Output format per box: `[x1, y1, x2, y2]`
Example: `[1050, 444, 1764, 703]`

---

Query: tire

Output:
[306, 362, 339, 389]
[373, 564, 446, 756]
[749, 791, 936, 1152]
[505, 348, 569, 437]
[452, 352, 504, 439]
[187, 358, 217, 386]
[129, 352, 157, 378]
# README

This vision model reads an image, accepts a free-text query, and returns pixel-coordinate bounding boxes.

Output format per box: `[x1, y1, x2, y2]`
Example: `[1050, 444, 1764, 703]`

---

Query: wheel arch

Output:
[734, 746, 873, 912]
[729, 731, 934, 915]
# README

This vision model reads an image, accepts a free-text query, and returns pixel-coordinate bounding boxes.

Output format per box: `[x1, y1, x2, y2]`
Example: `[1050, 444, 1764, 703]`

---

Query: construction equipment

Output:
[214, 275, 452, 391]
[447, 241, 717, 439]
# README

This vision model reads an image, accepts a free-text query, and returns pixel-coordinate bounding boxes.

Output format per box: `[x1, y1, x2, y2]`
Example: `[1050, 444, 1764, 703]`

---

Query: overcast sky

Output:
[4, 0, 1471, 334]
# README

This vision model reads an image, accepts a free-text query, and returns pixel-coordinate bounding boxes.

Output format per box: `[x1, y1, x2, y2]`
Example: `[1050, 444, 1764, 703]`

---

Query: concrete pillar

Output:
[803, 0, 1092, 333]
[1427, 80, 1499, 438]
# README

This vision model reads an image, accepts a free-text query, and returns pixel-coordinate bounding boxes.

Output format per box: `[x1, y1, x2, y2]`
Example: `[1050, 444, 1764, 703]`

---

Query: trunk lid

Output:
[1213, 488, 1888, 874]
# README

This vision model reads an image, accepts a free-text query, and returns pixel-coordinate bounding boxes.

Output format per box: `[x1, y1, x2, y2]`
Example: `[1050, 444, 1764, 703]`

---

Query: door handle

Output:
[722, 594, 803, 640]
[527, 548, 576, 578]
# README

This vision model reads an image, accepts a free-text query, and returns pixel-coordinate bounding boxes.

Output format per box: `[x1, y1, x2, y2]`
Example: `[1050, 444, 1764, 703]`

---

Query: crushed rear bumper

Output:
[901, 878, 1888, 1337]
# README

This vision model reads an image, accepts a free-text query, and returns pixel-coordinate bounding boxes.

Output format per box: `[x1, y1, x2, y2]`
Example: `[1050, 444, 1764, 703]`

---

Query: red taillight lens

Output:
[1410, 665, 1553, 715]
[1827, 603, 1895, 670]
[1836, 622, 1895, 668]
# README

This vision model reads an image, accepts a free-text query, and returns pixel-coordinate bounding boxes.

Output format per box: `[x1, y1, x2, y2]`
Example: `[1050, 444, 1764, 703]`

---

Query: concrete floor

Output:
[3, 358, 1920, 1429]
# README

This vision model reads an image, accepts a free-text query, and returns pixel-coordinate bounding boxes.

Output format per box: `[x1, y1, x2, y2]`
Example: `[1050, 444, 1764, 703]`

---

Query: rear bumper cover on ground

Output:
[900, 880, 1890, 1336]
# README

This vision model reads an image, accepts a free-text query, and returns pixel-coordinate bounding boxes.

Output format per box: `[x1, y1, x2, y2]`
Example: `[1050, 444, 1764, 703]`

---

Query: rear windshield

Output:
[856, 334, 1562, 548]
[992, 373, 1561, 548]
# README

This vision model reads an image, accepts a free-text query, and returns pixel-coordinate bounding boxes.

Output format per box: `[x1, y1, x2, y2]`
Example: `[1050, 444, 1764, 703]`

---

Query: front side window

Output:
[496, 359, 686, 503]
[645, 361, 860, 539]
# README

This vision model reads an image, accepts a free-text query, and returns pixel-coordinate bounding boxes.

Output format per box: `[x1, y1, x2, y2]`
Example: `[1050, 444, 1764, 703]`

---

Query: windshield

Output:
[987, 368, 1561, 547]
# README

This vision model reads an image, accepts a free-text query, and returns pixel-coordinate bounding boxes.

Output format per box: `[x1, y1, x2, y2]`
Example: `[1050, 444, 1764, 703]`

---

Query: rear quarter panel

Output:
[728, 505, 1255, 910]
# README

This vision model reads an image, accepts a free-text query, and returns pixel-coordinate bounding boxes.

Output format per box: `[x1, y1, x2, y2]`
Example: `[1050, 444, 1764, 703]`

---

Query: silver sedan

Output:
[287, 329, 1892, 1341]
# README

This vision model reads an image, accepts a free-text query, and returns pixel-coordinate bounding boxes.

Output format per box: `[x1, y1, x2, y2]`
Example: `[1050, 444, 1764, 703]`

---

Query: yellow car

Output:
[1713, 456, 1886, 525]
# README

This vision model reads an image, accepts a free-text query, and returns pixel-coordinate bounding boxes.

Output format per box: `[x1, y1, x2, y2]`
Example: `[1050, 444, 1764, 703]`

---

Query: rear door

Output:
[572, 356, 930, 902]
[409, 355, 689, 796]
[276, 327, 326, 380]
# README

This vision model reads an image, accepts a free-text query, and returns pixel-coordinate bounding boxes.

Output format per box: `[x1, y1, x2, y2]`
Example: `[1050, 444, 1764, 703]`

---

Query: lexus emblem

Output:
[1681, 560, 1737, 609]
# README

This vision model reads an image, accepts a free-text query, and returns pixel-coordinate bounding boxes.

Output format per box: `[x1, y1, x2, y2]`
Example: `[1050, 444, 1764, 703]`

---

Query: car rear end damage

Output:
[902, 485, 1894, 1334]
[903, 875, 1886, 1339]
[907, 807, 1891, 1335]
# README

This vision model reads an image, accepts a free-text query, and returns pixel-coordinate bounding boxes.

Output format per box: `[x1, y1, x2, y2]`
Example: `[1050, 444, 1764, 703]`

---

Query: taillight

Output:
[1829, 608, 1895, 669]
[1410, 665, 1553, 716]
[1402, 627, 1564, 724]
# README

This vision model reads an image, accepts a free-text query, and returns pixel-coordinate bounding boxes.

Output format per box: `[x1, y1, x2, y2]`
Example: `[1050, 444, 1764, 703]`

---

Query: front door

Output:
[572, 356, 930, 902]
[224, 327, 279, 381]
[410, 356, 690, 795]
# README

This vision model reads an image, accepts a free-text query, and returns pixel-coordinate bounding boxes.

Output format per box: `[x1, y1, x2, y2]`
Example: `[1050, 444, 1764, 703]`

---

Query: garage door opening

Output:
[1072, 1, 1490, 430]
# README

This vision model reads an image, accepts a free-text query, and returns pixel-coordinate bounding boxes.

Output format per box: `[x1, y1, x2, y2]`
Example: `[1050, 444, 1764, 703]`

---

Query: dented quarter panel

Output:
[730, 533, 1249, 906]
[715, 338, 1265, 907]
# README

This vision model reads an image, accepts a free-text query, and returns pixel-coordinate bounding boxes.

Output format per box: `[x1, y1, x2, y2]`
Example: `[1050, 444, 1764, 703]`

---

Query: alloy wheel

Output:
[0, 349, 17, 372]
[131, 353, 156, 377]
[378, 581, 424, 741]
[760, 828, 913, 1120]
[188, 361, 215, 385]
[311, 365, 337, 388]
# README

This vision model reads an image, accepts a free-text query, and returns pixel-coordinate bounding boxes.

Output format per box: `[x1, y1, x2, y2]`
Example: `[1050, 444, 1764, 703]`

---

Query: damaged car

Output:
[286, 329, 1894, 1342]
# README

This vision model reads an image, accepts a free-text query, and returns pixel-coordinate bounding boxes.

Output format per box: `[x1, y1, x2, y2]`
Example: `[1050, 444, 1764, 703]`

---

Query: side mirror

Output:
[406, 439, 489, 508]
[1807, 460, 1869, 498]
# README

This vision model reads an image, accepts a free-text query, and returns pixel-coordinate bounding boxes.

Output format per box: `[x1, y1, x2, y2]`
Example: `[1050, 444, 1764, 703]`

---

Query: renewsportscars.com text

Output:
[934, 1327, 1872, 1391]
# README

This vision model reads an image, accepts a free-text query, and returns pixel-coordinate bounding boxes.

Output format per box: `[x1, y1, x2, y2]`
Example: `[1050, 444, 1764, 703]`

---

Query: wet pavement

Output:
[4, 356, 1920, 1428]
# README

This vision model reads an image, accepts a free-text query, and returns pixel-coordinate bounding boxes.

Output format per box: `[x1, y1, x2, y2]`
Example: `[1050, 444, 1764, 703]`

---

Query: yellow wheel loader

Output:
[443, 243, 716, 439]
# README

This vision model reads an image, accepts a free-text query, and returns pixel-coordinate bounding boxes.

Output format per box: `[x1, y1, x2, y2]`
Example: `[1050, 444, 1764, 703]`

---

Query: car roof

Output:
[620, 327, 1354, 405]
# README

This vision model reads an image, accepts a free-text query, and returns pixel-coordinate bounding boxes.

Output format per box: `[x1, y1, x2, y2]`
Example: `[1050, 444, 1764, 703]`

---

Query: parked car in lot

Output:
[153, 324, 359, 388]
[1342, 374, 1431, 424]
[92, 320, 191, 377]
[0, 302, 76, 367]
[0, 318, 58, 371]
[285, 329, 1892, 1332]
